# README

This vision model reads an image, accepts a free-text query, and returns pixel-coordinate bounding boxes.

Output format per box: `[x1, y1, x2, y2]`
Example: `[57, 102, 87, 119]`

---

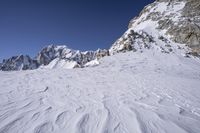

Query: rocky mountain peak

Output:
[36, 45, 73, 65]
[110, 0, 200, 56]
[0, 55, 38, 71]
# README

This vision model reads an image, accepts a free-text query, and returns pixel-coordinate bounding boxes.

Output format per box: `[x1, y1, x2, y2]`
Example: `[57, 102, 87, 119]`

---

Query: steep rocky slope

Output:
[110, 0, 200, 56]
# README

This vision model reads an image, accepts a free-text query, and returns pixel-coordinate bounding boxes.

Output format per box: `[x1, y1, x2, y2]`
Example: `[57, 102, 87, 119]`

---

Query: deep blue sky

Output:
[0, 0, 154, 60]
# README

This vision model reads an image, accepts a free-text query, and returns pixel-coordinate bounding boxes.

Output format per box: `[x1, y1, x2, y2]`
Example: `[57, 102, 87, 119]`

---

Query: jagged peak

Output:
[0, 44, 109, 71]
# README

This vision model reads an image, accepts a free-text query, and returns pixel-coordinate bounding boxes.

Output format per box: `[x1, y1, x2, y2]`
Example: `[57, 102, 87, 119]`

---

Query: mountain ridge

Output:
[0, 45, 109, 71]
[1, 0, 200, 71]
[110, 0, 200, 56]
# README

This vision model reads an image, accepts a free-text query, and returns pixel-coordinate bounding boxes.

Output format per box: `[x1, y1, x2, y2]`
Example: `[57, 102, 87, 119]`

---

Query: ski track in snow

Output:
[0, 51, 200, 133]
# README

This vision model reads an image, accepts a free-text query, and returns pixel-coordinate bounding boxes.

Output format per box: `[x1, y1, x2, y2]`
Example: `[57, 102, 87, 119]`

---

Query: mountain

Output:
[0, 0, 200, 132]
[36, 45, 96, 69]
[110, 0, 200, 56]
[0, 45, 109, 71]
[0, 55, 39, 71]
[1, 0, 200, 71]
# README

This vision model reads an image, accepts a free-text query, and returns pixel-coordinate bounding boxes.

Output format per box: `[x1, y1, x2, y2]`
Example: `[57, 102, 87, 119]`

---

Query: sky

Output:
[0, 0, 154, 61]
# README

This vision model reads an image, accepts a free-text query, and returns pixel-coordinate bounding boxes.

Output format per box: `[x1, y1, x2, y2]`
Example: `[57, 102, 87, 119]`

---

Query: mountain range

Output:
[0, 0, 200, 133]
[1, 0, 200, 71]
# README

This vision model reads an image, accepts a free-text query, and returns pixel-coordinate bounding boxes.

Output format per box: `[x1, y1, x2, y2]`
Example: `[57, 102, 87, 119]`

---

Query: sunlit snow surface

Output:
[0, 51, 200, 133]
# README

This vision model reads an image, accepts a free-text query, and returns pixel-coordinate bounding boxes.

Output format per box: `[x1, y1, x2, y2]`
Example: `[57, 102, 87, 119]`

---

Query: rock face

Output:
[110, 30, 154, 55]
[0, 55, 38, 71]
[163, 0, 200, 54]
[110, 0, 200, 56]
[95, 49, 110, 59]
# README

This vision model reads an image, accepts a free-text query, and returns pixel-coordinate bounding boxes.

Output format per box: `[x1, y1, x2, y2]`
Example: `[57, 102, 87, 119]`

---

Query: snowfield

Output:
[0, 51, 200, 133]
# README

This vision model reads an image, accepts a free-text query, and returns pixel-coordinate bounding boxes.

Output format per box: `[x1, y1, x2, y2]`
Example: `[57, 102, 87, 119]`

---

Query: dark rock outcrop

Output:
[0, 55, 38, 71]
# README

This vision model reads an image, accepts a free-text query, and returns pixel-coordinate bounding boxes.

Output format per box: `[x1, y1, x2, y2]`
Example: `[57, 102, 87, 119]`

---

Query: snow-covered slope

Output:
[0, 51, 200, 133]
[41, 58, 80, 69]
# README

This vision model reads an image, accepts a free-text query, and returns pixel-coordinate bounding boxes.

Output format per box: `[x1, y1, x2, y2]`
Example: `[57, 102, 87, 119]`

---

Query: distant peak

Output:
[42, 44, 70, 50]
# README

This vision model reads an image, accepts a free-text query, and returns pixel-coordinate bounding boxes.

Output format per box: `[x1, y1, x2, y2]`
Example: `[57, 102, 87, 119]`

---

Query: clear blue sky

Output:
[0, 0, 154, 61]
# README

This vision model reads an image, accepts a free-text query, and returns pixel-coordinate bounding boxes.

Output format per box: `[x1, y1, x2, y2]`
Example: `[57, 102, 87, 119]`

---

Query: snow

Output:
[151, 1, 185, 21]
[129, 1, 186, 36]
[0, 51, 200, 133]
[125, 7, 190, 56]
[152, 2, 185, 15]
[41, 58, 78, 69]
[84, 59, 100, 67]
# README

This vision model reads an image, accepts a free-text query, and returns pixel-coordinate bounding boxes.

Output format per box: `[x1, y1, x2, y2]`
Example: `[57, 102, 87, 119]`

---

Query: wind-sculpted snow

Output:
[0, 51, 200, 133]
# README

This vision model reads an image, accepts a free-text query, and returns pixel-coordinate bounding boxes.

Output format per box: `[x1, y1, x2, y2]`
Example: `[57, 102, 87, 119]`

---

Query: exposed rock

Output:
[36, 45, 71, 65]
[112, 0, 200, 56]
[0, 55, 38, 71]
[110, 30, 155, 55]
[95, 49, 109, 59]
[36, 45, 102, 66]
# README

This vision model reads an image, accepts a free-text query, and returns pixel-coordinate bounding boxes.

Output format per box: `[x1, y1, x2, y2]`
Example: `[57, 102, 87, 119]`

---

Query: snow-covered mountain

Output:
[0, 45, 109, 71]
[36, 45, 96, 69]
[0, 55, 39, 71]
[110, 0, 200, 56]
[2, 0, 199, 71]
[0, 0, 200, 133]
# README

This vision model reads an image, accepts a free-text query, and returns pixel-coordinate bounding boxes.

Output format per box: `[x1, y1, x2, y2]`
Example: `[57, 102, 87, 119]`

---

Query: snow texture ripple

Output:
[0, 51, 200, 133]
